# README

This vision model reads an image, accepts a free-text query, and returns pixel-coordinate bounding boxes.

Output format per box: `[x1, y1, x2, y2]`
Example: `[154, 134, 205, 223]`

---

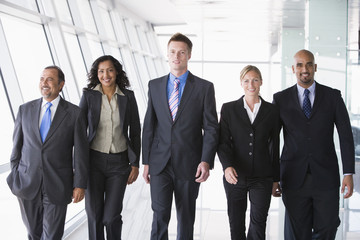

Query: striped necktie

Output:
[169, 78, 180, 121]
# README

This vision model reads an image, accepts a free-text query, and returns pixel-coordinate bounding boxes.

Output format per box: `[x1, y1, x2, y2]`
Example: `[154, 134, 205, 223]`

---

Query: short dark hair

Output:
[168, 33, 193, 53]
[86, 55, 130, 90]
[44, 65, 65, 83]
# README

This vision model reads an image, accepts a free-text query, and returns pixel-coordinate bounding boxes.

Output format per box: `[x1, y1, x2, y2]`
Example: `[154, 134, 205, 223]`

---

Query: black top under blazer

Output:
[79, 88, 141, 167]
[218, 96, 280, 181]
[273, 82, 355, 190]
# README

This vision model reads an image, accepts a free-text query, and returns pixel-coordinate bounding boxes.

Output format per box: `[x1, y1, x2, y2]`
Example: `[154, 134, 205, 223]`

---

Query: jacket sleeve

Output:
[128, 91, 141, 167]
[217, 104, 235, 171]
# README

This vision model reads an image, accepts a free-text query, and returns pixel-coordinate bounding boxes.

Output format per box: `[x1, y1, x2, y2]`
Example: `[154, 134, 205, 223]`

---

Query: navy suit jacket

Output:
[7, 97, 89, 205]
[273, 82, 355, 190]
[79, 88, 141, 167]
[218, 97, 280, 181]
[142, 72, 219, 180]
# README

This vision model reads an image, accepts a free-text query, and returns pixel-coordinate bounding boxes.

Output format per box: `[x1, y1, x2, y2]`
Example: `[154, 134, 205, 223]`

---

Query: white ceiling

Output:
[117, 0, 359, 60]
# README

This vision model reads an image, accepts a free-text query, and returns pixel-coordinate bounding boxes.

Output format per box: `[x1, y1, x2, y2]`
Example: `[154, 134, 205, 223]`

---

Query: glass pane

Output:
[4, 0, 38, 10]
[87, 35, 104, 61]
[145, 56, 158, 79]
[52, 0, 73, 24]
[137, 27, 150, 52]
[74, 0, 97, 33]
[63, 32, 88, 92]
[109, 11, 128, 44]
[0, 77, 14, 166]
[1, 14, 53, 102]
[123, 19, 141, 50]
[98, 7, 116, 40]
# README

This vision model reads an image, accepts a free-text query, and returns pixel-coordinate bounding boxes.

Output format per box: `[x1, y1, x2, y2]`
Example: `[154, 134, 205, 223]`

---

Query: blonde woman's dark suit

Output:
[79, 88, 141, 240]
[218, 96, 280, 240]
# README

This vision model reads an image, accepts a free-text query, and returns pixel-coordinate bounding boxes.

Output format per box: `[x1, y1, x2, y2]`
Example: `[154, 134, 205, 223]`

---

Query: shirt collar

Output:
[243, 97, 262, 111]
[94, 84, 124, 96]
[42, 95, 60, 108]
[297, 81, 316, 96]
[169, 71, 189, 83]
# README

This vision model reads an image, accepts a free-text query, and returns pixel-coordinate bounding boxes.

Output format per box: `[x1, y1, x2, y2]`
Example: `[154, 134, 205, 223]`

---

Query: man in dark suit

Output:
[142, 33, 219, 240]
[273, 49, 355, 240]
[7, 66, 89, 240]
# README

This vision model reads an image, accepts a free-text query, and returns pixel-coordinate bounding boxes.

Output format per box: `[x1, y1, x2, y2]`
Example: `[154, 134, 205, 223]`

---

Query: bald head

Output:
[292, 49, 317, 88]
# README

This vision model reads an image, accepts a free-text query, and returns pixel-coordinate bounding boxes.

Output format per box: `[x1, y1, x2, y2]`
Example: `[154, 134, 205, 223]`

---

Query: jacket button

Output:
[249, 152, 252, 156]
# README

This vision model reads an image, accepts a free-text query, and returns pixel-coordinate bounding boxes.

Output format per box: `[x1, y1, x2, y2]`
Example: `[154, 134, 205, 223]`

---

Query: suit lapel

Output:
[117, 94, 127, 130]
[158, 75, 173, 122]
[235, 97, 252, 127]
[173, 73, 195, 123]
[44, 97, 68, 143]
[311, 81, 323, 117]
[252, 98, 271, 127]
[32, 98, 42, 143]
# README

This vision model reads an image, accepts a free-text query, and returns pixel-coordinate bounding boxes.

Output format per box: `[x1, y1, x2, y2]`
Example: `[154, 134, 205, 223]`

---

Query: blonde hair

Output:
[240, 65, 263, 81]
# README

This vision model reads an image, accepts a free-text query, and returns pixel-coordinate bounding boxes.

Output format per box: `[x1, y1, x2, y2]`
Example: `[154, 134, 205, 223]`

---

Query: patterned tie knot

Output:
[303, 89, 311, 119]
[174, 78, 180, 87]
[304, 88, 310, 97]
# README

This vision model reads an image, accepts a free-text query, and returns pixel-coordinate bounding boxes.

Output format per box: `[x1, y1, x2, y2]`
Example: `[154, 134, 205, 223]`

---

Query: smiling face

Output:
[241, 70, 262, 97]
[167, 41, 191, 76]
[97, 60, 118, 90]
[39, 68, 64, 102]
[292, 50, 317, 88]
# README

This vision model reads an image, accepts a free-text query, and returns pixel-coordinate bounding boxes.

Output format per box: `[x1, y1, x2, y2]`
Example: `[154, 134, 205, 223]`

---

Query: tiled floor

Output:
[1, 160, 360, 239]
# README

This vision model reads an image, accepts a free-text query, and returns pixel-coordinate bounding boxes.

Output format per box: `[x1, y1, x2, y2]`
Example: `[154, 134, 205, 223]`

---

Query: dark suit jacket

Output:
[7, 97, 89, 205]
[142, 72, 219, 180]
[79, 88, 141, 167]
[218, 97, 280, 181]
[273, 82, 355, 190]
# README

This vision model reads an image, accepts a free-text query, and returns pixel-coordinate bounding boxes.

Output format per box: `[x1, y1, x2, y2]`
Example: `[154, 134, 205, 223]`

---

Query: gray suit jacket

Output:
[7, 97, 89, 205]
[142, 72, 219, 180]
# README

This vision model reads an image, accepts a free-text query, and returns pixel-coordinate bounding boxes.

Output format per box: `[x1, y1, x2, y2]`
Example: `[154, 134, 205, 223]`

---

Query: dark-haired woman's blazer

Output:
[79, 88, 141, 166]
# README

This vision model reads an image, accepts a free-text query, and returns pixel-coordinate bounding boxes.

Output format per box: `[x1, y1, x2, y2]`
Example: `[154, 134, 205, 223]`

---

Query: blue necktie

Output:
[40, 102, 52, 142]
[169, 78, 180, 121]
[303, 89, 312, 119]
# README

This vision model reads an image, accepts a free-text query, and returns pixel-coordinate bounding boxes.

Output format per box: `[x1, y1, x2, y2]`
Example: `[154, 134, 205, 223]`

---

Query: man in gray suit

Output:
[142, 33, 219, 240]
[7, 66, 89, 240]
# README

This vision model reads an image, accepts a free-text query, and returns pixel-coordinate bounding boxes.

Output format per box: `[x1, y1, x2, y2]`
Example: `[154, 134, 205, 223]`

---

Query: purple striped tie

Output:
[169, 78, 180, 121]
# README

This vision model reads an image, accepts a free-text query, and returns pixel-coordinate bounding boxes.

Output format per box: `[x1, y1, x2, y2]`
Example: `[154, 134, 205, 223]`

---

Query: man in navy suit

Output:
[7, 66, 89, 240]
[273, 49, 355, 240]
[142, 33, 219, 240]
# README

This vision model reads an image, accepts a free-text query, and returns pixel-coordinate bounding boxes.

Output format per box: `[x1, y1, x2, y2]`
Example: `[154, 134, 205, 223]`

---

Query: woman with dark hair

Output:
[218, 65, 281, 240]
[80, 55, 141, 240]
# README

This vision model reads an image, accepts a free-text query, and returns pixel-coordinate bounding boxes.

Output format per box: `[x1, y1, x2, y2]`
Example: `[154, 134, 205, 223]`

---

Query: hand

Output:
[272, 182, 282, 197]
[224, 167, 238, 184]
[195, 162, 210, 183]
[127, 166, 139, 185]
[341, 175, 354, 199]
[72, 188, 85, 203]
[143, 165, 150, 184]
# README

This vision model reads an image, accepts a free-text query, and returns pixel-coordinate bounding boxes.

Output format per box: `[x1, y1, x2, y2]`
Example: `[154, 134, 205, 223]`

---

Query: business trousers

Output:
[85, 149, 131, 240]
[282, 173, 340, 240]
[150, 163, 200, 240]
[18, 185, 67, 240]
[223, 176, 273, 240]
